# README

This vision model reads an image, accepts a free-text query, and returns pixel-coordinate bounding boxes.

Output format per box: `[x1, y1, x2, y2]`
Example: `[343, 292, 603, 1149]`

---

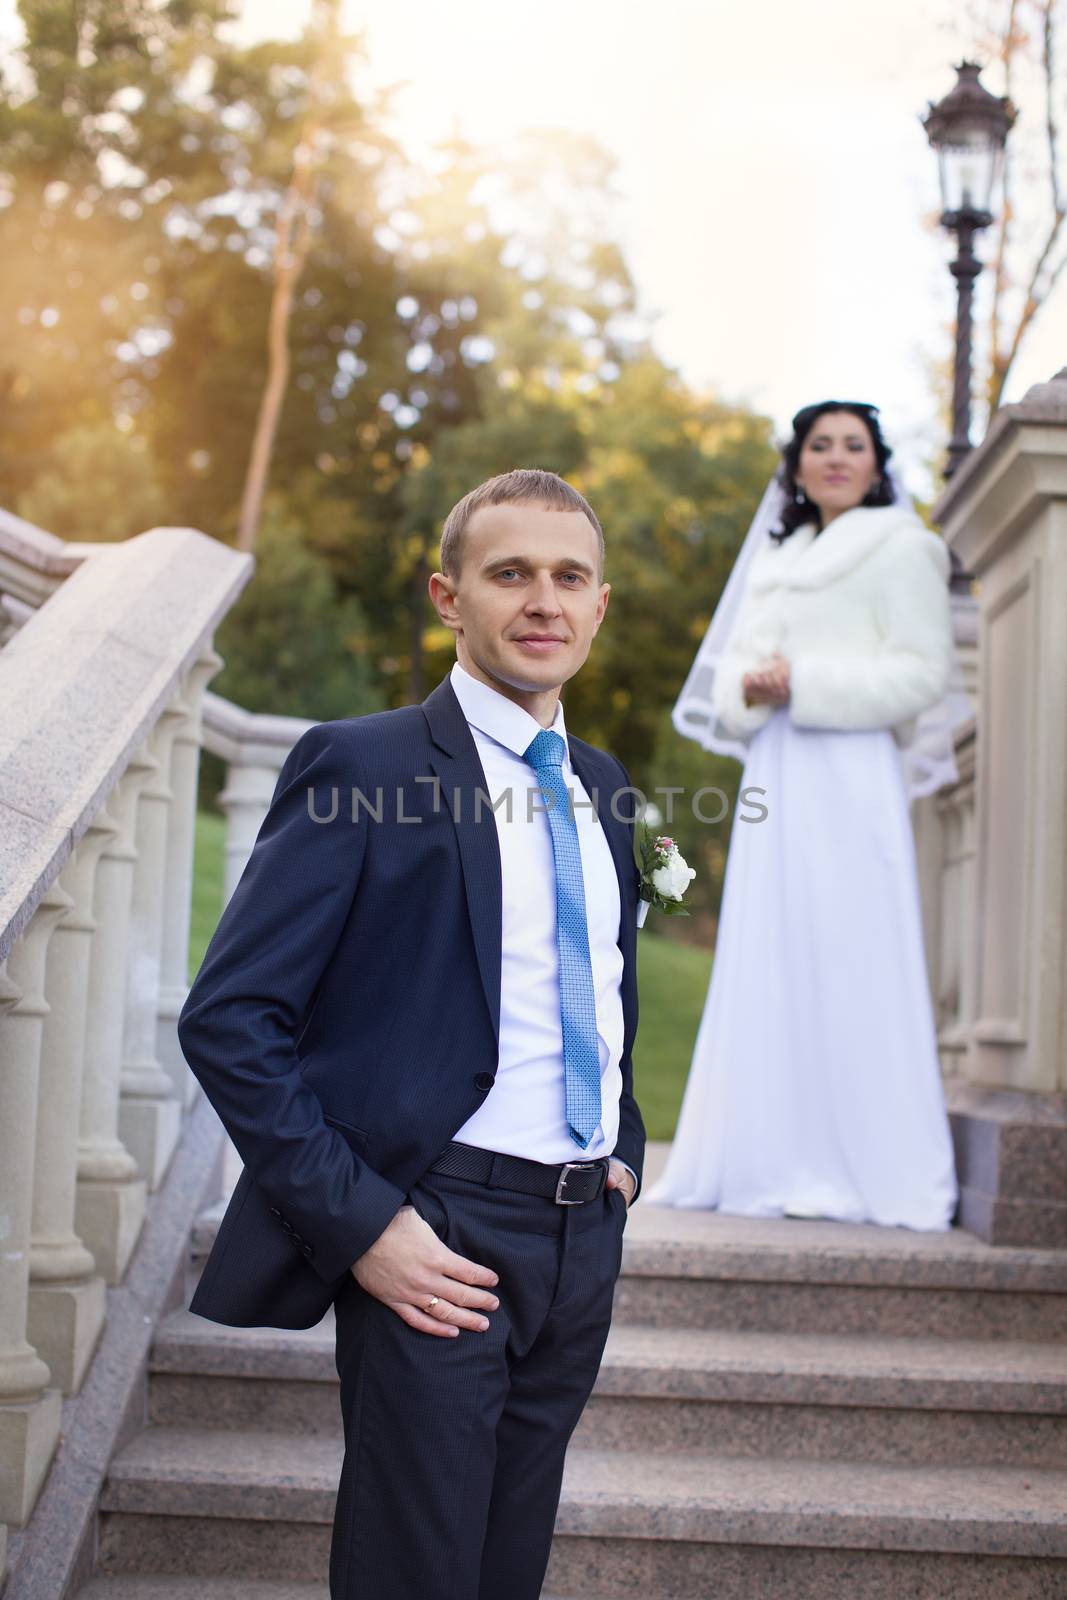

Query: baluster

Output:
[157, 650, 222, 1106]
[118, 713, 185, 1189]
[75, 758, 154, 1283]
[0, 888, 70, 1525]
[27, 817, 115, 1392]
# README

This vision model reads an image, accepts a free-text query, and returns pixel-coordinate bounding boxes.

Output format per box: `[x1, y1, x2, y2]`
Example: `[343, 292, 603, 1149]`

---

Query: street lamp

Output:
[922, 62, 1016, 480]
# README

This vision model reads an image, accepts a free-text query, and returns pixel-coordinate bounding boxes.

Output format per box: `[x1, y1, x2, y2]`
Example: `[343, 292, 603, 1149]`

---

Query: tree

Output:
[0, 0, 406, 540]
[0, 0, 240, 505]
[15, 419, 166, 539]
[212, 500, 382, 722]
[963, 0, 1067, 411]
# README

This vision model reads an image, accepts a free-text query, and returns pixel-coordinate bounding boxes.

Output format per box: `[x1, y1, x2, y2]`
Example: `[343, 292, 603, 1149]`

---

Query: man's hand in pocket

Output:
[350, 1204, 499, 1337]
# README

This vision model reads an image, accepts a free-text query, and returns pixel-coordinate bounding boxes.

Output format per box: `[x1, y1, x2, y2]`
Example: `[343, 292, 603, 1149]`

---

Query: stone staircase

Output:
[75, 1146, 1067, 1600]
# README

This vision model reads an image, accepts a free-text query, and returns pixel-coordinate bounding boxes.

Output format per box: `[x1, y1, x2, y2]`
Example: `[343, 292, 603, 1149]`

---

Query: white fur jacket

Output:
[713, 504, 953, 743]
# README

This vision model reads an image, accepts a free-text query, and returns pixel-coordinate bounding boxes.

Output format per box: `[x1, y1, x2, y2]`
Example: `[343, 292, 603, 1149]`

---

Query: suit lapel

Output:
[422, 678, 502, 1044]
[567, 741, 640, 1046]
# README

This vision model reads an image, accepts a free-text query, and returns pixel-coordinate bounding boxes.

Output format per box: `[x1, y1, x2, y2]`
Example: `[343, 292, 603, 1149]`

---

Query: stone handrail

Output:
[0, 518, 251, 1575]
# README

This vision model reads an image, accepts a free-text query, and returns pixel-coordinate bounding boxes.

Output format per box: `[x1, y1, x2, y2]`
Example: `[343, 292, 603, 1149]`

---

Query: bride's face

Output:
[795, 411, 879, 524]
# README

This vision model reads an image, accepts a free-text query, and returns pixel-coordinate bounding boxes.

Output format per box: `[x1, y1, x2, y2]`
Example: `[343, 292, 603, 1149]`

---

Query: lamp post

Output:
[922, 62, 1016, 481]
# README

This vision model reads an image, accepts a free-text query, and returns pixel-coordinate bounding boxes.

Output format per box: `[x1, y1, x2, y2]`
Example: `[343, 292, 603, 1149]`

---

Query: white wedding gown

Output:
[645, 709, 958, 1230]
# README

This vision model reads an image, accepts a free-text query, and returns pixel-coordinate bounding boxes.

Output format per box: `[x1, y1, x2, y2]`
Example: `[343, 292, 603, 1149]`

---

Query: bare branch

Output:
[1043, 0, 1063, 218]
[990, 0, 1065, 409]
[988, 0, 1020, 414]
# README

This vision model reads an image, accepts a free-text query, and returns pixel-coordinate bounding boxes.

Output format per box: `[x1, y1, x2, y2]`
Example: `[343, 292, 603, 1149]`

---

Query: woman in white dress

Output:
[646, 400, 962, 1230]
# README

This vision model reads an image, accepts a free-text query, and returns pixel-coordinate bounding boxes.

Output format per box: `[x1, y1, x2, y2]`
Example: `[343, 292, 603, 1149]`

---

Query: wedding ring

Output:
[425, 1295, 440, 1313]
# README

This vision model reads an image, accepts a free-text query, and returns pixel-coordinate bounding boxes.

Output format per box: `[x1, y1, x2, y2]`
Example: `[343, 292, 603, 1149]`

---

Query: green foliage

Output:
[561, 360, 777, 771]
[15, 421, 167, 539]
[0, 0, 404, 517]
[212, 505, 383, 722]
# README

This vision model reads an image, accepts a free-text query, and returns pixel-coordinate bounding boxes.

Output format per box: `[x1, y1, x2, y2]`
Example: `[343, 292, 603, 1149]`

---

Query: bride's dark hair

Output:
[771, 400, 895, 543]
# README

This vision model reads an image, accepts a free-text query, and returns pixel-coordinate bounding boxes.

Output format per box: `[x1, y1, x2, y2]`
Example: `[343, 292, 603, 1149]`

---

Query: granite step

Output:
[77, 1584, 573, 1600]
[148, 1310, 1067, 1467]
[78, 1582, 330, 1600]
[613, 1211, 1067, 1341]
[78, 1574, 572, 1600]
[189, 1200, 1067, 1342]
[97, 1427, 1067, 1591]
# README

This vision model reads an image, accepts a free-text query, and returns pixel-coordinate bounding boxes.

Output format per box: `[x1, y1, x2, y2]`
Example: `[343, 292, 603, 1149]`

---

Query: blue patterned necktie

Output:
[523, 728, 601, 1149]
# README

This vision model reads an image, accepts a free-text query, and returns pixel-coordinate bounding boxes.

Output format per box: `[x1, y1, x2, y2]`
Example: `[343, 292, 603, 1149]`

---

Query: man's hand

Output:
[351, 1206, 499, 1338]
[606, 1158, 636, 1208]
[743, 652, 791, 707]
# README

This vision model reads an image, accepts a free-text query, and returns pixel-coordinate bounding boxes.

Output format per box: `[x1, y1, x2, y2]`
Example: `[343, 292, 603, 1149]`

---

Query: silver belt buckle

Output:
[555, 1161, 598, 1204]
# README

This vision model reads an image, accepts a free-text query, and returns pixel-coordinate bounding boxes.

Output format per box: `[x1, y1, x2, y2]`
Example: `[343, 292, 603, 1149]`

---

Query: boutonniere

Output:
[633, 819, 696, 929]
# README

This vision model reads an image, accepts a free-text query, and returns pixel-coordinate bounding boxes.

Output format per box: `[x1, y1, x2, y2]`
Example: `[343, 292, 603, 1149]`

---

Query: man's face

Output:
[431, 502, 610, 697]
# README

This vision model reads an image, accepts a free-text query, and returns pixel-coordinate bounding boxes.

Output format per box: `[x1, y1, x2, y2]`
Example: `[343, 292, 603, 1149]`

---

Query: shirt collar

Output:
[450, 661, 568, 762]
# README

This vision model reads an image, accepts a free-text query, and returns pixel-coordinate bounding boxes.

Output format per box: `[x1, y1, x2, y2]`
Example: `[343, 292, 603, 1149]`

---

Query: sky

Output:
[4, 0, 1064, 494]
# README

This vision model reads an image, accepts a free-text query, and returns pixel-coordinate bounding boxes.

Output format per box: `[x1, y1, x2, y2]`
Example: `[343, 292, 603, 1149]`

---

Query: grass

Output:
[188, 811, 709, 1143]
[631, 931, 712, 1141]
[189, 810, 226, 977]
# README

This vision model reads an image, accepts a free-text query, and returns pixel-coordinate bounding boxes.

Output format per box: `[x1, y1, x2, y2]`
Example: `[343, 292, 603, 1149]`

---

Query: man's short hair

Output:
[439, 468, 604, 580]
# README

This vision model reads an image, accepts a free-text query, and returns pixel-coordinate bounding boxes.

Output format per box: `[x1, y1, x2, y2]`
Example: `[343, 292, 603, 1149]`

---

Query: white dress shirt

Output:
[449, 662, 628, 1169]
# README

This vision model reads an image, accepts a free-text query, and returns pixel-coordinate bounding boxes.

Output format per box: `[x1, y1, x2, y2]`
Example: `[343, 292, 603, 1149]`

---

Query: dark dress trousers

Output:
[177, 674, 646, 1598]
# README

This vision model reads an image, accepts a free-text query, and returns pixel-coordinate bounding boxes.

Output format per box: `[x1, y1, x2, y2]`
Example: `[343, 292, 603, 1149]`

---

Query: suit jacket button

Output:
[301, 1243, 314, 1258]
[269, 1207, 282, 1219]
[281, 1220, 294, 1234]
[474, 1073, 494, 1092]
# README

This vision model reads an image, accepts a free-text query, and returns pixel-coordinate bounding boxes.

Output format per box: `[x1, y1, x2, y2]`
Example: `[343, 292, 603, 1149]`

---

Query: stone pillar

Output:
[935, 368, 1067, 1246]
[119, 713, 185, 1190]
[216, 761, 281, 907]
[157, 650, 223, 1108]
[75, 762, 152, 1285]
[0, 889, 70, 1527]
[27, 817, 114, 1393]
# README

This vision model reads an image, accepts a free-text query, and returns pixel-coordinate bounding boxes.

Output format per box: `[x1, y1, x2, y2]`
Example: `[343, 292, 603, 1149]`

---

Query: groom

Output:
[177, 468, 646, 1600]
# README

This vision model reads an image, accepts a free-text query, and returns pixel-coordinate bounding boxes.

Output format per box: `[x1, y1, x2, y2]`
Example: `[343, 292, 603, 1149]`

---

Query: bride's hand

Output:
[743, 654, 791, 706]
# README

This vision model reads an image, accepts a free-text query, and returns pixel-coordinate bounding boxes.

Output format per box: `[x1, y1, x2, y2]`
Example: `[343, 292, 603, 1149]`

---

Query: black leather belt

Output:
[429, 1141, 609, 1204]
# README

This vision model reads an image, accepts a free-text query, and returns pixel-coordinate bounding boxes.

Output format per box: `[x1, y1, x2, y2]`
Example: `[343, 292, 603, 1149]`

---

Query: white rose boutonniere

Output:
[634, 820, 696, 929]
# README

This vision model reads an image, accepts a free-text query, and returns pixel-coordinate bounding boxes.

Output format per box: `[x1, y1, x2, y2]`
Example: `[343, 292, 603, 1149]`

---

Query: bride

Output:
[646, 400, 963, 1230]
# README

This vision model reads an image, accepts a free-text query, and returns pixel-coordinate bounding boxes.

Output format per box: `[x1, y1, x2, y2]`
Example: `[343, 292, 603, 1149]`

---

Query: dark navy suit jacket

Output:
[178, 675, 646, 1329]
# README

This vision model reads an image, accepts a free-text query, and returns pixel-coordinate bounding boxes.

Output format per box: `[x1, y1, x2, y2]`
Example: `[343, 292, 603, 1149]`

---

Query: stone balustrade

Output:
[912, 590, 979, 1081]
[928, 368, 1067, 1248]
[0, 515, 250, 1575]
[201, 692, 313, 904]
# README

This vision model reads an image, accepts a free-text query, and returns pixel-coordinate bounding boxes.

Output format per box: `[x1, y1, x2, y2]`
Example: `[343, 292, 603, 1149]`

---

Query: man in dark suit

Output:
[178, 468, 646, 1600]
